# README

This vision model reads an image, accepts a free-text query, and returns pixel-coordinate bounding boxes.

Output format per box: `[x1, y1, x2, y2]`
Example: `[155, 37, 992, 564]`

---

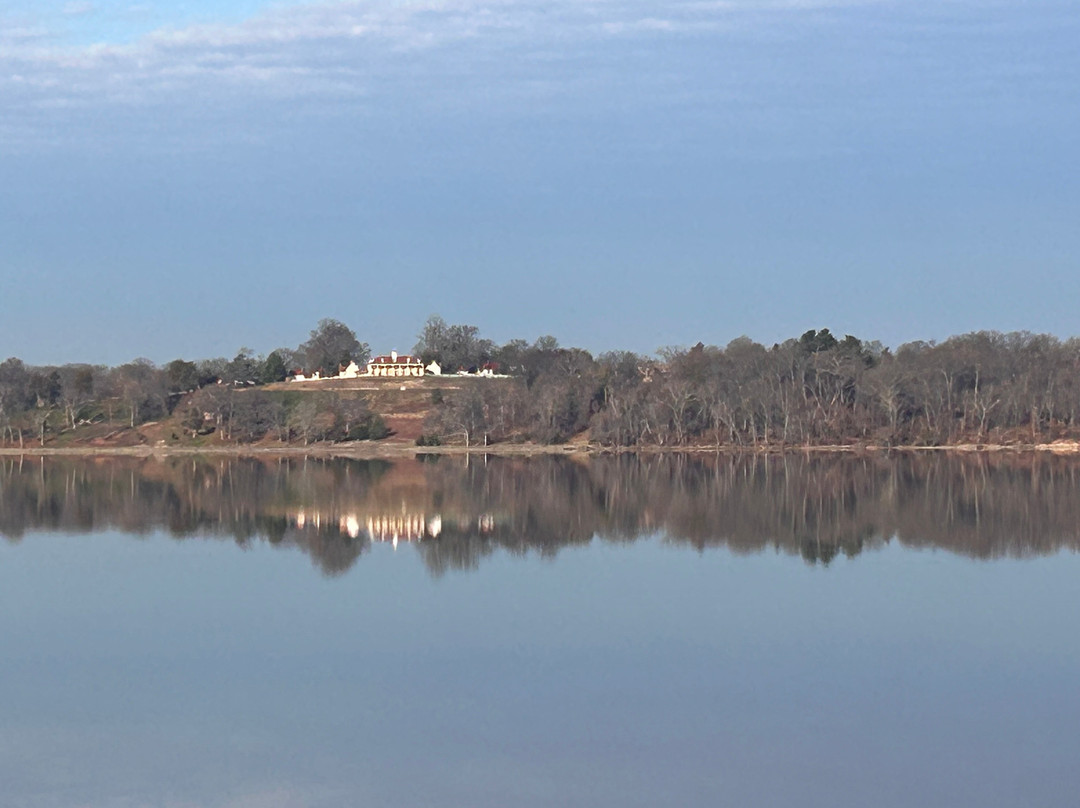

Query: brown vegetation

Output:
[9, 321, 1080, 453]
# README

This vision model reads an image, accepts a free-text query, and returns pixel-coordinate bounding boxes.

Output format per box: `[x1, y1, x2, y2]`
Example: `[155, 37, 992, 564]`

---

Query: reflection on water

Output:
[3, 453, 1080, 574]
[4, 453, 1080, 808]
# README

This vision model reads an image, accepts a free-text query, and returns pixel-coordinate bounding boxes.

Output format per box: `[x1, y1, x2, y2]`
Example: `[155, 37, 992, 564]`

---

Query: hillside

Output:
[10, 376, 519, 451]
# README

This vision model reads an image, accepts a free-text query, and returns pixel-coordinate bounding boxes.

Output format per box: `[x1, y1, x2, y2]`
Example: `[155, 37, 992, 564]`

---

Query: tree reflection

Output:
[2, 453, 1080, 576]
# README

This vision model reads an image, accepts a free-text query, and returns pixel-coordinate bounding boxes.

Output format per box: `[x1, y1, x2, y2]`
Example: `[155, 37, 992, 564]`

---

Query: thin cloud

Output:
[0, 25, 55, 45]
[7, 5, 861, 76]
[3, 0, 879, 85]
[63, 1, 96, 16]
[4, 0, 1062, 152]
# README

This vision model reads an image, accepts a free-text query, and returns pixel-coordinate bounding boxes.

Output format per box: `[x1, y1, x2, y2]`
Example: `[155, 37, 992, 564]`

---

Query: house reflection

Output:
[293, 509, 436, 545]
[291, 508, 496, 549]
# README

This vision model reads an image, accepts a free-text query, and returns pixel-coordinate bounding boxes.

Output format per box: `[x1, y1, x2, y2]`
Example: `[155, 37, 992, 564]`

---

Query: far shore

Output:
[3, 440, 1080, 459]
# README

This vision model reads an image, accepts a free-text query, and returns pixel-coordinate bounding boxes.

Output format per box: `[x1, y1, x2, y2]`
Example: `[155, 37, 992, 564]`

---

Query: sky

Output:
[1, 0, 1078, 366]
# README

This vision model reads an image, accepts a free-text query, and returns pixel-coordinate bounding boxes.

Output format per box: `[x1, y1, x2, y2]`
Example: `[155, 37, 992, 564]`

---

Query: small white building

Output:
[339, 360, 362, 379]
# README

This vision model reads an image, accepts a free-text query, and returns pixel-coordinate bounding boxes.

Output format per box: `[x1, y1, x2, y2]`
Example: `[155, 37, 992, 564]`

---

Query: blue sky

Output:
[1, 0, 1078, 365]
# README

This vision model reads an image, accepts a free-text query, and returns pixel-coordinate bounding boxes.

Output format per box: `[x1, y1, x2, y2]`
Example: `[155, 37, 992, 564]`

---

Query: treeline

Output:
[0, 318, 379, 446]
[422, 325, 1080, 448]
[6, 314, 1080, 448]
[5, 454, 1080, 576]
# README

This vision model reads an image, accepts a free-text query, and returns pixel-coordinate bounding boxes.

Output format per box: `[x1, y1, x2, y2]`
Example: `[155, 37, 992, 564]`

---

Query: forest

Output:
[4, 315, 1080, 449]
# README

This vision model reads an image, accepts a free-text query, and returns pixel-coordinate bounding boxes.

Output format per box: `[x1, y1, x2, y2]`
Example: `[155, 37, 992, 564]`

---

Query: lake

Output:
[2, 453, 1078, 807]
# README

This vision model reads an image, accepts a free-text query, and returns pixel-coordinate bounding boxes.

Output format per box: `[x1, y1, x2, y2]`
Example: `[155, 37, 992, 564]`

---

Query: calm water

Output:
[2, 454, 1079, 807]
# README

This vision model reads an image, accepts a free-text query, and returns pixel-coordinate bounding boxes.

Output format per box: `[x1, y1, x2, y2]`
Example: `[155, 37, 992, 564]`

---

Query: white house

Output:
[366, 351, 426, 377]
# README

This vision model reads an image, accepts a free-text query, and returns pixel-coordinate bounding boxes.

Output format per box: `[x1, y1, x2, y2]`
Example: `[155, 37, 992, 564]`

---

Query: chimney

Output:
[391, 350, 398, 362]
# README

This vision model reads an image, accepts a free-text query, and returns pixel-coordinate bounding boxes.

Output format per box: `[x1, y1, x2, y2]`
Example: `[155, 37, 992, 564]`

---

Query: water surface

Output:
[2, 455, 1078, 807]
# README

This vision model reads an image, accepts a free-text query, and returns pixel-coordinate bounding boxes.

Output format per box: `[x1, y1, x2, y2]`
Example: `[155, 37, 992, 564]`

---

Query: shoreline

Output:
[3, 441, 1080, 458]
